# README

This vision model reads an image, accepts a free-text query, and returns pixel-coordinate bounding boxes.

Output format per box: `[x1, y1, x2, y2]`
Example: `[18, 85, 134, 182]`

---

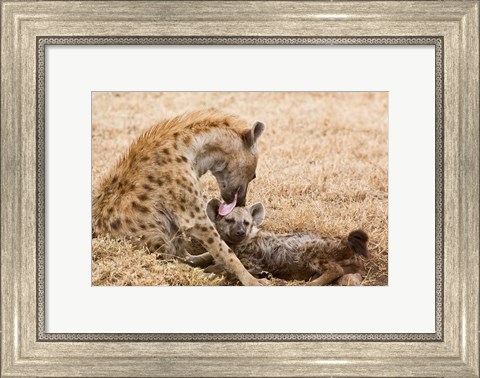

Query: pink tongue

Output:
[218, 193, 238, 216]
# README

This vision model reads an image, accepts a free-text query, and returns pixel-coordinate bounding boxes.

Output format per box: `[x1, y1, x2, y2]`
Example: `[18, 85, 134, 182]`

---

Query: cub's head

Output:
[207, 199, 265, 245]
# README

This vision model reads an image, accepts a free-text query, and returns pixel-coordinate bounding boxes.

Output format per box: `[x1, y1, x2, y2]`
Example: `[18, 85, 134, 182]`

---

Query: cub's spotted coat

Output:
[206, 200, 368, 285]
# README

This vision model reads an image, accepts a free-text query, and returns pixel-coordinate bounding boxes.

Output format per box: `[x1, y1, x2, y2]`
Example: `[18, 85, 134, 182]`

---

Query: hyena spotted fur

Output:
[205, 200, 369, 285]
[92, 110, 266, 286]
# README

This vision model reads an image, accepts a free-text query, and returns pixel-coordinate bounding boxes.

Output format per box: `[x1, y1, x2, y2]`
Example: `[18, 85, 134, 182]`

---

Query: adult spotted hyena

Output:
[92, 110, 265, 286]
[206, 200, 368, 285]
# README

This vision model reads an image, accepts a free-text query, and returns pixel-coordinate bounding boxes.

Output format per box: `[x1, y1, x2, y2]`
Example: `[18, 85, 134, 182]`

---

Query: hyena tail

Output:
[347, 230, 369, 258]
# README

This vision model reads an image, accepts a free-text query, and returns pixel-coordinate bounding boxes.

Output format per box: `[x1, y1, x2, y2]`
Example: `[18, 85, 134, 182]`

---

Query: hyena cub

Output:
[206, 199, 369, 286]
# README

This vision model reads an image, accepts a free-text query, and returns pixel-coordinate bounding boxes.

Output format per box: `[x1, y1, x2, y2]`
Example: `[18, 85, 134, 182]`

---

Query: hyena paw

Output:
[241, 275, 270, 286]
[336, 273, 363, 286]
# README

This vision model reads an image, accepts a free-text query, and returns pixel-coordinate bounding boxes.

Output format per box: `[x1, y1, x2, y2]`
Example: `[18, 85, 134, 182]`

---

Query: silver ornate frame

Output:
[2, 2, 478, 377]
[36, 36, 444, 343]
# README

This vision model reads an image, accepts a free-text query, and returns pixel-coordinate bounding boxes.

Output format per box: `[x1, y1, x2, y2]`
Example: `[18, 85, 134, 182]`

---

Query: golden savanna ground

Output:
[92, 92, 388, 286]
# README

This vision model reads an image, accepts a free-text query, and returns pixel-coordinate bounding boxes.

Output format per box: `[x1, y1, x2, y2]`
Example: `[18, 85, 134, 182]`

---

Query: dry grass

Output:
[92, 92, 388, 286]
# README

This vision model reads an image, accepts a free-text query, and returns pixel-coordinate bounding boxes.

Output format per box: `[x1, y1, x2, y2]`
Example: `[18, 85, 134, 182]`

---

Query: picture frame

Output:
[1, 1, 478, 376]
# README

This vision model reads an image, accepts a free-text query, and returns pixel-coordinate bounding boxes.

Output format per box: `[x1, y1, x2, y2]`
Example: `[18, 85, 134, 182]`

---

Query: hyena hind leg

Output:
[336, 273, 363, 286]
[306, 262, 344, 286]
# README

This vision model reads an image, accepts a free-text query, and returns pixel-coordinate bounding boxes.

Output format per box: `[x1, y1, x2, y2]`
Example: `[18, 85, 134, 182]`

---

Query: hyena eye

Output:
[243, 220, 250, 226]
[226, 218, 234, 224]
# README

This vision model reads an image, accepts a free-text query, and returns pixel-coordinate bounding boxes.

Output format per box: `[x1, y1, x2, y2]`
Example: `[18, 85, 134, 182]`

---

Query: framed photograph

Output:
[1, 1, 478, 377]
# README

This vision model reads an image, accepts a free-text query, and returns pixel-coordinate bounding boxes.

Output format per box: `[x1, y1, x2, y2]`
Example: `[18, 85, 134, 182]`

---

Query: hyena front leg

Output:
[306, 262, 344, 286]
[186, 221, 263, 286]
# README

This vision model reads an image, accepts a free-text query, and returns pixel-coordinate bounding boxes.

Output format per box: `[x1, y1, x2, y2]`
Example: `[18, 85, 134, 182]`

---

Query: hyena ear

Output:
[243, 121, 265, 147]
[206, 199, 222, 222]
[249, 203, 265, 226]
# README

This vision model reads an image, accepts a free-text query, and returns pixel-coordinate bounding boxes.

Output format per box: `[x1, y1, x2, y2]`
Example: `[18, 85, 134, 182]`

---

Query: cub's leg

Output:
[306, 262, 344, 286]
[337, 255, 365, 274]
[335, 255, 364, 285]
[204, 262, 225, 274]
[186, 221, 263, 286]
[180, 227, 215, 268]
[185, 252, 214, 268]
